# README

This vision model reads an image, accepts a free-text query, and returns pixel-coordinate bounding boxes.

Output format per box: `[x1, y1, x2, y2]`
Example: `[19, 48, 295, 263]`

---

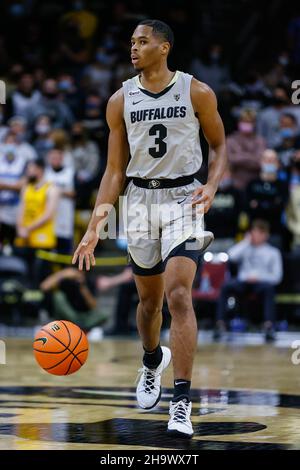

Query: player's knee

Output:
[166, 285, 192, 315]
[139, 298, 162, 319]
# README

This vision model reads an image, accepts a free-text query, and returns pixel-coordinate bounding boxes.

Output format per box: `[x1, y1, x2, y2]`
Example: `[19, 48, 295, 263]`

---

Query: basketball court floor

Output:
[1, 337, 300, 451]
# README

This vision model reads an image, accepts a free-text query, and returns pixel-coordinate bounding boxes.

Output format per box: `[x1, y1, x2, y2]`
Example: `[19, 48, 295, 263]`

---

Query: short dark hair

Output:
[138, 19, 174, 53]
[251, 219, 270, 234]
[32, 157, 46, 170]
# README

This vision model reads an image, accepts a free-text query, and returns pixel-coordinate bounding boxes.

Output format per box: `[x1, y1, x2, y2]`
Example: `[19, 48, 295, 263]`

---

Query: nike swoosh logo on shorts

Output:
[132, 99, 144, 105]
[177, 196, 188, 204]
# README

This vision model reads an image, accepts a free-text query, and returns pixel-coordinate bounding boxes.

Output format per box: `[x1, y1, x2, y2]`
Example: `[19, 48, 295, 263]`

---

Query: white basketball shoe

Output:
[136, 346, 171, 409]
[167, 398, 194, 438]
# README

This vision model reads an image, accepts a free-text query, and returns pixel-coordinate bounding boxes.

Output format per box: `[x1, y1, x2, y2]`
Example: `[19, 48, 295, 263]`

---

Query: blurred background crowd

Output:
[1, 0, 300, 341]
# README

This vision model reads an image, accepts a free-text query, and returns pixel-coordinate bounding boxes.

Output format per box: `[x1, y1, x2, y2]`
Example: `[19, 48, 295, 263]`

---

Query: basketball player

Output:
[72, 19, 227, 438]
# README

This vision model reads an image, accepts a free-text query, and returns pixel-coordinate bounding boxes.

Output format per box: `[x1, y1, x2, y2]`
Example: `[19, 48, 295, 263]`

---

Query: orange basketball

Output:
[33, 320, 89, 375]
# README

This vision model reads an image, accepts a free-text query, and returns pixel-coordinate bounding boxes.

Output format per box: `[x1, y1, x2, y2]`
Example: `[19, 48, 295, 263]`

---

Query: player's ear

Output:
[161, 42, 170, 57]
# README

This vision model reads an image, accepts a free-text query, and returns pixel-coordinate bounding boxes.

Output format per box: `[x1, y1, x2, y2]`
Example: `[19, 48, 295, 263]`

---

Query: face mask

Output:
[210, 52, 220, 62]
[292, 160, 300, 171]
[58, 80, 72, 92]
[36, 124, 51, 135]
[238, 122, 254, 134]
[262, 163, 277, 174]
[96, 53, 112, 65]
[280, 128, 296, 139]
[52, 166, 64, 172]
[272, 96, 287, 106]
[279, 56, 289, 66]
[28, 175, 38, 184]
[72, 133, 84, 140]
[44, 92, 57, 99]
[10, 3, 25, 17]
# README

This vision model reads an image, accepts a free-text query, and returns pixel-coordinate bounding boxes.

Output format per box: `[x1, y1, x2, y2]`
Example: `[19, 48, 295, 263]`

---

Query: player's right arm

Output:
[72, 88, 129, 271]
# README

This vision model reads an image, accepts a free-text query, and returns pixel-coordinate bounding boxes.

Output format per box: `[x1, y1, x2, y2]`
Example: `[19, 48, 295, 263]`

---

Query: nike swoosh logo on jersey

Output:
[132, 99, 144, 105]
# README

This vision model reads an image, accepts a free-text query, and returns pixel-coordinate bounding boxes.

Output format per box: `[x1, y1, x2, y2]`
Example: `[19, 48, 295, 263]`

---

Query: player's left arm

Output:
[191, 78, 227, 212]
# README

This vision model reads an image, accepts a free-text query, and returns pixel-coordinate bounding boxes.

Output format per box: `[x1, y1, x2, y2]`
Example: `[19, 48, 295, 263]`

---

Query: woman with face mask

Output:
[227, 109, 266, 190]
[246, 149, 289, 246]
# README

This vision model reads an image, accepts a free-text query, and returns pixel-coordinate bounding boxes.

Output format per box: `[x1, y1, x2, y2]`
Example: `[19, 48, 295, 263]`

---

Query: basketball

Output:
[33, 320, 89, 375]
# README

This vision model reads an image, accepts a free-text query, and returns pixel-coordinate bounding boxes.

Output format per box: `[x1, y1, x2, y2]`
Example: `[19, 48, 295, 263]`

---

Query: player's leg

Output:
[132, 262, 171, 410]
[165, 256, 197, 390]
[164, 251, 199, 438]
[134, 272, 164, 351]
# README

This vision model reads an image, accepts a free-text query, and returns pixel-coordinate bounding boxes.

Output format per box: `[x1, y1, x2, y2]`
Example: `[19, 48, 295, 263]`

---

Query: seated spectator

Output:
[7, 116, 37, 161]
[286, 150, 300, 251]
[227, 109, 266, 190]
[26, 78, 74, 130]
[57, 73, 84, 120]
[45, 147, 76, 254]
[40, 268, 107, 331]
[215, 220, 283, 342]
[97, 267, 136, 335]
[9, 73, 41, 118]
[256, 85, 291, 148]
[15, 158, 59, 286]
[33, 115, 54, 159]
[0, 137, 27, 247]
[275, 113, 300, 167]
[205, 167, 243, 249]
[70, 121, 100, 207]
[246, 149, 289, 245]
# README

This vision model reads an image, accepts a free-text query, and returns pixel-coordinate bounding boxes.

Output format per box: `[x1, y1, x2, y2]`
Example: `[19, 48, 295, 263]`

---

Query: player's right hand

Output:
[72, 229, 98, 271]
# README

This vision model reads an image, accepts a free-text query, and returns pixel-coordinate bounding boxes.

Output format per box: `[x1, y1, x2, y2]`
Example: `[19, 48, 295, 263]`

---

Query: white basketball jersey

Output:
[123, 71, 202, 179]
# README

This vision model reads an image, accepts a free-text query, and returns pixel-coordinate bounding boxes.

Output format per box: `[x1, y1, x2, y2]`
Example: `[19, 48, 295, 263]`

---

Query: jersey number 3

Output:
[149, 124, 167, 158]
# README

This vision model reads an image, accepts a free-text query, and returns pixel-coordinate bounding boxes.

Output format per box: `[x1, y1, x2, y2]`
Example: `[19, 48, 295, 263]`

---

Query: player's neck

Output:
[139, 64, 175, 93]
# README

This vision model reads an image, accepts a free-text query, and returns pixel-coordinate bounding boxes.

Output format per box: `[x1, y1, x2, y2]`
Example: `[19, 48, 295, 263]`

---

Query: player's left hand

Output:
[191, 183, 217, 213]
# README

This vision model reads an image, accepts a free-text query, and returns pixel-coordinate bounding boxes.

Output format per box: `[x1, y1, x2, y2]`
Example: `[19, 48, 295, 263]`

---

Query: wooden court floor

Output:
[1, 338, 300, 450]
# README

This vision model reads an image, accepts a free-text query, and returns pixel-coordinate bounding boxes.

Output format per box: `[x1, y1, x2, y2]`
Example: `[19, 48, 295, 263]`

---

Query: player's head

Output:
[131, 19, 174, 71]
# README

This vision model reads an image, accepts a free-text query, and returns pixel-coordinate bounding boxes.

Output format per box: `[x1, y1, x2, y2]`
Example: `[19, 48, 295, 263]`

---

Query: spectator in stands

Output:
[26, 79, 74, 130]
[246, 149, 289, 246]
[57, 73, 84, 120]
[227, 109, 265, 190]
[53, 18, 90, 77]
[83, 48, 115, 100]
[189, 43, 230, 94]
[9, 73, 41, 118]
[45, 147, 75, 254]
[205, 167, 243, 249]
[15, 158, 59, 286]
[81, 91, 105, 140]
[40, 267, 107, 331]
[275, 113, 300, 167]
[7, 116, 37, 161]
[70, 121, 100, 205]
[256, 85, 290, 148]
[33, 115, 54, 160]
[0, 137, 27, 247]
[48, 128, 73, 168]
[286, 150, 300, 251]
[215, 220, 283, 342]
